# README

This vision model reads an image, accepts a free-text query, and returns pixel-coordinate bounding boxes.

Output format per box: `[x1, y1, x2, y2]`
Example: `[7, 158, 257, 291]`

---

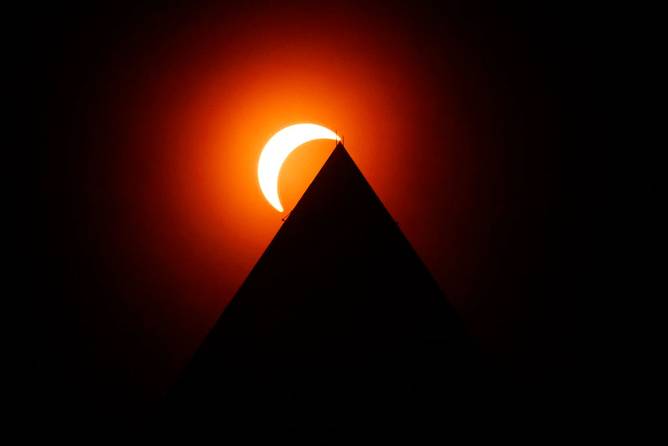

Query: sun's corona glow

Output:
[258, 123, 340, 212]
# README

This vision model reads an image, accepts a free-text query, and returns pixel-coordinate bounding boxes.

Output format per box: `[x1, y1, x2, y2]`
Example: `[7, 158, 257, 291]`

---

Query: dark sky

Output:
[26, 0, 608, 428]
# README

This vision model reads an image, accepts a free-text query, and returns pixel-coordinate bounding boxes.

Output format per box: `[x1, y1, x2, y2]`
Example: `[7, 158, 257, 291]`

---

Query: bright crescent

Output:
[258, 123, 341, 212]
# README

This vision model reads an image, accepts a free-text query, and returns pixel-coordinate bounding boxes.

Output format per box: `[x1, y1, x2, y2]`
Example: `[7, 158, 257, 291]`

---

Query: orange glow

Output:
[258, 123, 340, 212]
[108, 4, 474, 349]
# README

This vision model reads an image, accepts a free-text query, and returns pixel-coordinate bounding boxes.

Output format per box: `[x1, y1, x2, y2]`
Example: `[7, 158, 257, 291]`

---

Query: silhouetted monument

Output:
[165, 143, 482, 439]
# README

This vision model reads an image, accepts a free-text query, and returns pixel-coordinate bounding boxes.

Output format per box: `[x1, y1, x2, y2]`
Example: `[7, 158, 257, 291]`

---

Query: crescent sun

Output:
[258, 123, 341, 212]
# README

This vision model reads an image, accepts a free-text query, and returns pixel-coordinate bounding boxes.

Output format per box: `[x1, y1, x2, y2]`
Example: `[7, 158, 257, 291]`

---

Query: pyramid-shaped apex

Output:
[284, 141, 386, 224]
[325, 141, 359, 168]
[166, 141, 481, 435]
[306, 141, 359, 182]
[331, 141, 353, 159]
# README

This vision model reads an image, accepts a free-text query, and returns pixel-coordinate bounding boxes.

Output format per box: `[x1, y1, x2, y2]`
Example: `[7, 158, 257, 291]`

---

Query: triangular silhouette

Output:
[165, 143, 482, 438]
